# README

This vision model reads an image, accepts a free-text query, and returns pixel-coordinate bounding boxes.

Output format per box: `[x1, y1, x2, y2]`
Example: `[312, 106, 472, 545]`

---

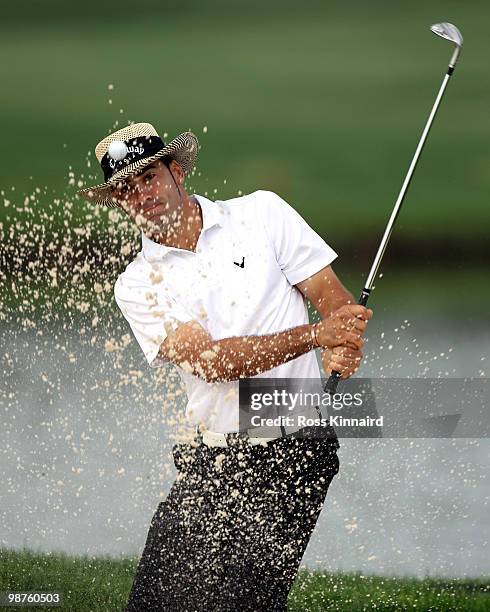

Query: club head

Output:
[431, 22, 463, 46]
[430, 22, 463, 67]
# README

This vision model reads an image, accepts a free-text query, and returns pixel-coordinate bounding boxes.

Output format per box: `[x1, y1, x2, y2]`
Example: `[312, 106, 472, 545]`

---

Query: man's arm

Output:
[157, 312, 366, 384]
[295, 264, 356, 318]
[295, 265, 373, 378]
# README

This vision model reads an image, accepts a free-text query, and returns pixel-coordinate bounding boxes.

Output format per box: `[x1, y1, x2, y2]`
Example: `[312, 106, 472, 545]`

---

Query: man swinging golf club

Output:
[78, 123, 372, 610]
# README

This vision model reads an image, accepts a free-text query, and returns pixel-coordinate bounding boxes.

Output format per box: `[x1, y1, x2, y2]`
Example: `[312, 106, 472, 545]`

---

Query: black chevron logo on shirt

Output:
[233, 257, 245, 268]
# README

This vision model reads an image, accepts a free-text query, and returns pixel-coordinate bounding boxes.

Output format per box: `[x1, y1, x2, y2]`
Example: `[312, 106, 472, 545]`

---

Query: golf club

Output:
[324, 22, 463, 395]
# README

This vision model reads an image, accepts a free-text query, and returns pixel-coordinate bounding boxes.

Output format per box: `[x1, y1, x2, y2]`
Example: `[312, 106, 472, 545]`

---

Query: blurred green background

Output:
[0, 0, 488, 318]
[1, 2, 489, 583]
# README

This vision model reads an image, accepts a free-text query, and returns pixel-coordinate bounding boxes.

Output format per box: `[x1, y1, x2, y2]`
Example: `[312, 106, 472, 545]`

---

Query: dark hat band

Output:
[100, 135, 166, 181]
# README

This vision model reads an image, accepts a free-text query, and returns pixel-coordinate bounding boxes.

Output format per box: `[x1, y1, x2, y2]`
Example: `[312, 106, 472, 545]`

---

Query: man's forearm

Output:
[195, 323, 318, 383]
[163, 301, 368, 382]
[295, 265, 356, 319]
[316, 286, 355, 319]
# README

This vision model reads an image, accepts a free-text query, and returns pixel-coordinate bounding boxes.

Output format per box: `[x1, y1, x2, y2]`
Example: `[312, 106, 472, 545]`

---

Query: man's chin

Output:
[141, 223, 171, 244]
[134, 213, 166, 228]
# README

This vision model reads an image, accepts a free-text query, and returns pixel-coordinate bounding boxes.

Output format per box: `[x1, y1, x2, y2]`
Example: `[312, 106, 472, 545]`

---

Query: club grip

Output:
[323, 287, 372, 395]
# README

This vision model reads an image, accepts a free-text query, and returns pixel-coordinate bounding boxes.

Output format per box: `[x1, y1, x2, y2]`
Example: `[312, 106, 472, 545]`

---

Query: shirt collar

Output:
[140, 194, 224, 262]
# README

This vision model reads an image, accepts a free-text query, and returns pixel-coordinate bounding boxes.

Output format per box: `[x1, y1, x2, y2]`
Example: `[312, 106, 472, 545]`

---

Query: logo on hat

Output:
[107, 141, 129, 163]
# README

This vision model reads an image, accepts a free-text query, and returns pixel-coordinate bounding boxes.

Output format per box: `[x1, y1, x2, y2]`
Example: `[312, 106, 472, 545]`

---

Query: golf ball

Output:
[108, 140, 128, 161]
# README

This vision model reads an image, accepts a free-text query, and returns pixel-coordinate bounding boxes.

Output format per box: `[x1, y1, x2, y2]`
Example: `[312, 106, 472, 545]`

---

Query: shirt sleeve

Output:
[114, 274, 193, 368]
[257, 190, 338, 285]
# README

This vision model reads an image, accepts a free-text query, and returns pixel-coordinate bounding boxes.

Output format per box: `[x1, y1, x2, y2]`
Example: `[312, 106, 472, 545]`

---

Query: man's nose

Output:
[129, 185, 150, 204]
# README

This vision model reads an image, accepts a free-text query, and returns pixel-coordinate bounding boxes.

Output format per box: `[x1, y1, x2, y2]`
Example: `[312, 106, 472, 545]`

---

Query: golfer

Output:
[78, 123, 372, 611]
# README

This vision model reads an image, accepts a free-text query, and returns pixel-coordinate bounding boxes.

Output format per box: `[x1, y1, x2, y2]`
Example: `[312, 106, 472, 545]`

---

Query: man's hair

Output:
[160, 155, 173, 169]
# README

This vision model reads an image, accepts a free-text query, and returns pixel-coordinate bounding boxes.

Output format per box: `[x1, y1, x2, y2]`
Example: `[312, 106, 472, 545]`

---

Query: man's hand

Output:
[295, 266, 372, 379]
[321, 346, 363, 379]
[313, 304, 373, 351]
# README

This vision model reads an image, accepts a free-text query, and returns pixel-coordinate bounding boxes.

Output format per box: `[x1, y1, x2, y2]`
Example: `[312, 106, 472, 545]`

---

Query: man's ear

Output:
[169, 160, 185, 184]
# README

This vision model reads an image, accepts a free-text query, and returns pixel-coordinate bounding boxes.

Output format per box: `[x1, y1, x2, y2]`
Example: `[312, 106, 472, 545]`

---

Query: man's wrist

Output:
[310, 323, 320, 349]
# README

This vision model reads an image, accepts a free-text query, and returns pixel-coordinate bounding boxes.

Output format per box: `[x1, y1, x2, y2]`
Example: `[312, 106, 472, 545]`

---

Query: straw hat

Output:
[77, 123, 199, 208]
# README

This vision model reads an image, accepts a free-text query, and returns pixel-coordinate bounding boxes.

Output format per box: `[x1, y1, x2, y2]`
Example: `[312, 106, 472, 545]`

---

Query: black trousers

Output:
[125, 433, 340, 612]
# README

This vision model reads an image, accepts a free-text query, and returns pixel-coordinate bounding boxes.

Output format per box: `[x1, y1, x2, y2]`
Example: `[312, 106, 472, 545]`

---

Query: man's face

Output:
[109, 159, 185, 236]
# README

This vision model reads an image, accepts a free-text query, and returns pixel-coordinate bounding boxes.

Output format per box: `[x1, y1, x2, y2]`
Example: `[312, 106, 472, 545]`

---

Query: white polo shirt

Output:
[114, 190, 337, 433]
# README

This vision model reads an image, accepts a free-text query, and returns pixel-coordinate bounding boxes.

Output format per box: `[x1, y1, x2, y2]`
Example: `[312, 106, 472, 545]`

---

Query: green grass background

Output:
[1, 549, 489, 611]
[1, 0, 488, 317]
[1, 0, 489, 242]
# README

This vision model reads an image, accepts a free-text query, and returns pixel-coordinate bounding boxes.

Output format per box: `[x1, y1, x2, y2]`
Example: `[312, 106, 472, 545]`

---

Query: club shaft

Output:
[364, 70, 452, 290]
[324, 67, 455, 396]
